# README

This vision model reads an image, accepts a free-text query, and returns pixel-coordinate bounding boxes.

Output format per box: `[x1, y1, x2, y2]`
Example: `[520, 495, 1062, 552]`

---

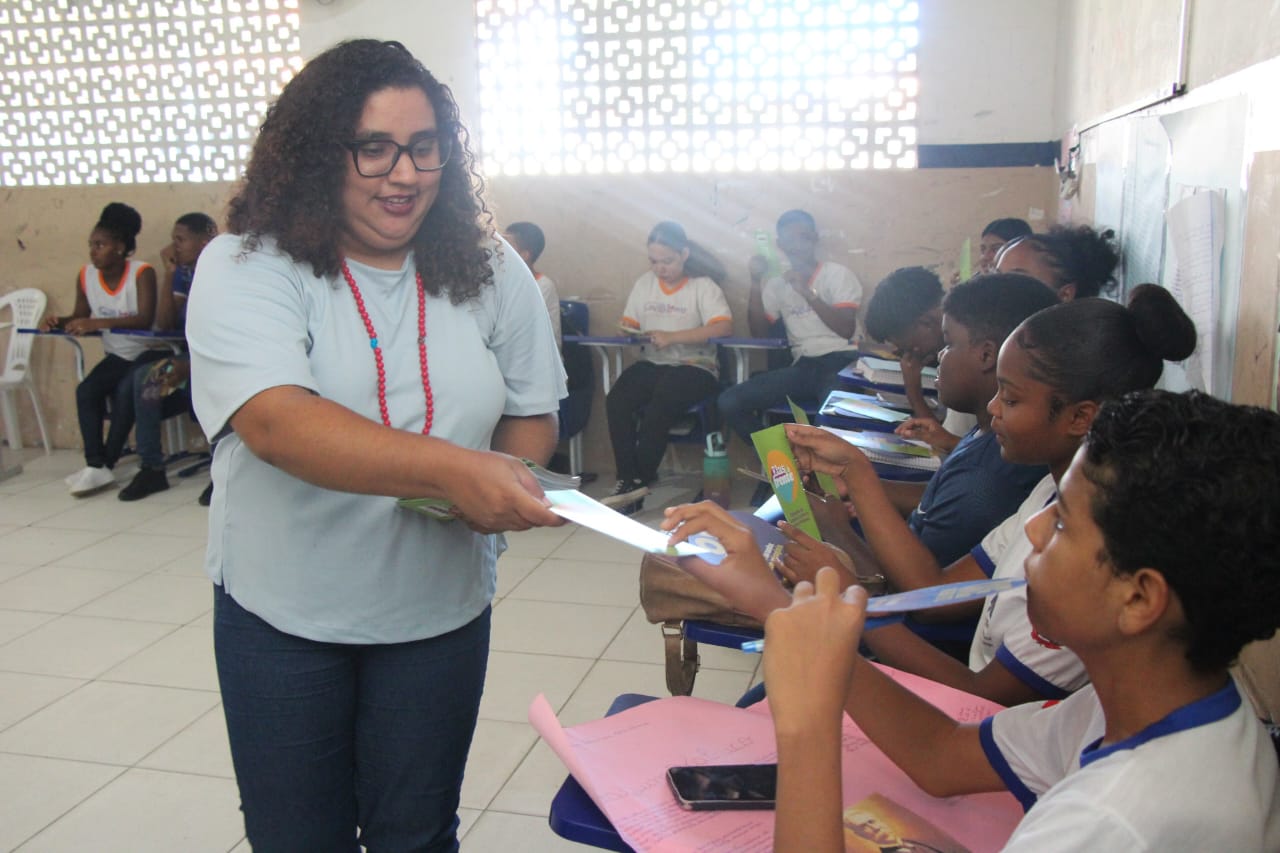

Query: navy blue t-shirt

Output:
[906, 427, 1047, 567]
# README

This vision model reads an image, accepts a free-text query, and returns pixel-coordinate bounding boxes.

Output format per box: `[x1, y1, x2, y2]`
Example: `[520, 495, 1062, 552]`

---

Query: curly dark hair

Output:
[227, 39, 493, 303]
[1082, 390, 1280, 672]
[1012, 225, 1120, 298]
[864, 266, 943, 342]
[942, 273, 1058, 348]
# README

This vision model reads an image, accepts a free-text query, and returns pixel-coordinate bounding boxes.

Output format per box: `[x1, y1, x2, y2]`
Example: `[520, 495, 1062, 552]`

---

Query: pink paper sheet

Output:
[530, 664, 1024, 852]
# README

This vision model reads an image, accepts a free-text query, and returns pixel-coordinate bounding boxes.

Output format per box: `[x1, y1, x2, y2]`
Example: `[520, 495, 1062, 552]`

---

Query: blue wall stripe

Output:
[918, 141, 1059, 168]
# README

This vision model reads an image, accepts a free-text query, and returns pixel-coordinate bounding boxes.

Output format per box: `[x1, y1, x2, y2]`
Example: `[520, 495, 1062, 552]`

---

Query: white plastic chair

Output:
[0, 288, 52, 454]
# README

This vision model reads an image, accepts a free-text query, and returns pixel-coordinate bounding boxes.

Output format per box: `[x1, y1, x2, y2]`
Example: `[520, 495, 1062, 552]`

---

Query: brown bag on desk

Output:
[638, 550, 762, 696]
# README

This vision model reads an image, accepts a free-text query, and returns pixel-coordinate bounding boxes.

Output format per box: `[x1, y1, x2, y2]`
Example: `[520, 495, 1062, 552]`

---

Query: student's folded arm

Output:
[810, 301, 857, 339]
[842, 656, 1002, 798]
[746, 285, 772, 338]
[862, 623, 1049, 707]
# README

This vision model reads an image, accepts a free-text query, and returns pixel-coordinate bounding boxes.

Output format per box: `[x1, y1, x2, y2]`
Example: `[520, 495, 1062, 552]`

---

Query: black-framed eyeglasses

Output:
[341, 134, 452, 177]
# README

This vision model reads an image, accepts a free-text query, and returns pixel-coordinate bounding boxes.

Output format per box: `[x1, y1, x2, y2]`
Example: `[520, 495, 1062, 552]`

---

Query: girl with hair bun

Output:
[41, 201, 160, 496]
[995, 224, 1121, 301]
[664, 285, 1197, 709]
[601, 220, 733, 514]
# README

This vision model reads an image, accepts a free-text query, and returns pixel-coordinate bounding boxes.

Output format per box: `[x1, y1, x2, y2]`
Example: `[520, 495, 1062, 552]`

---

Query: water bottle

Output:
[702, 431, 732, 509]
[754, 229, 780, 278]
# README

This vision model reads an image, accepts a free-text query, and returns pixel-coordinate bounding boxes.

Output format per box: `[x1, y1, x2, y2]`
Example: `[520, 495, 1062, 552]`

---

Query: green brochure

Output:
[750, 423, 822, 541]
[786, 397, 841, 498]
[959, 237, 972, 282]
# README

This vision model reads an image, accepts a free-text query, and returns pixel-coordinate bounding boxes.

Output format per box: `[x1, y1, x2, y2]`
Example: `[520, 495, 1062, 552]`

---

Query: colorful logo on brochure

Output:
[765, 449, 799, 502]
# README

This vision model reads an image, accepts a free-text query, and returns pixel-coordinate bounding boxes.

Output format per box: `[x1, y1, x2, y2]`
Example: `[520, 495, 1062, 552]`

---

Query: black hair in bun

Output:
[95, 202, 143, 256]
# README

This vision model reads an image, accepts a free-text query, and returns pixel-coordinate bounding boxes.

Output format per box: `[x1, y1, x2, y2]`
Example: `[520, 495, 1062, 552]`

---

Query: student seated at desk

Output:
[665, 285, 1197, 707]
[863, 266, 972, 454]
[503, 221, 561, 347]
[118, 212, 218, 502]
[761, 389, 1280, 852]
[601, 221, 732, 514]
[40, 202, 163, 496]
[785, 274, 1057, 588]
[995, 224, 1119, 302]
[717, 209, 862, 450]
[963, 217, 1033, 280]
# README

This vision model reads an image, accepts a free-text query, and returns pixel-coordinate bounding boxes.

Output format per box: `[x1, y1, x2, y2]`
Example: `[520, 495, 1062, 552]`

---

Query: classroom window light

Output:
[475, 0, 918, 175]
[0, 0, 302, 187]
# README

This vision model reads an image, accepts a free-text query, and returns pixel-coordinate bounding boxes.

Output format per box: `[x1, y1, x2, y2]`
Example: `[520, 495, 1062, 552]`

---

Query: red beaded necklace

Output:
[340, 259, 434, 434]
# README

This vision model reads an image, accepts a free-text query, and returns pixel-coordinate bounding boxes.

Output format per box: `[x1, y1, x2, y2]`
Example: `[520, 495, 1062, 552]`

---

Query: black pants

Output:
[606, 361, 719, 484]
[75, 351, 166, 468]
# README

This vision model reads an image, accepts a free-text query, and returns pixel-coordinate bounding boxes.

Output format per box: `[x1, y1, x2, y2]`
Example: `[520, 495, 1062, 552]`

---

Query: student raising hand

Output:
[766, 568, 868, 853]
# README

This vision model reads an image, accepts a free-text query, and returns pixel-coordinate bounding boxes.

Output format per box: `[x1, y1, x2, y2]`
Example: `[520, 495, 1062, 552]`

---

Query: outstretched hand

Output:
[444, 451, 565, 535]
[783, 423, 869, 482]
[661, 501, 792, 622]
[894, 417, 959, 453]
[763, 567, 868, 736]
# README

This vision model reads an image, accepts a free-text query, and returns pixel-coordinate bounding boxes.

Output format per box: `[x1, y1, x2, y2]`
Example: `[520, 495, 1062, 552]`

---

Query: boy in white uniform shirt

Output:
[756, 389, 1280, 852]
[718, 209, 862, 453]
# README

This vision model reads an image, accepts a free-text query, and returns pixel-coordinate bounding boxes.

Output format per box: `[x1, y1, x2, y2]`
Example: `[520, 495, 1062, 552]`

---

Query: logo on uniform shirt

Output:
[1031, 628, 1062, 649]
[642, 301, 689, 316]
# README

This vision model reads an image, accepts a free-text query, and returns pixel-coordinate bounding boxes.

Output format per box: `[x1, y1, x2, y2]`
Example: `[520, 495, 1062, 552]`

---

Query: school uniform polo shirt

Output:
[761, 262, 862, 360]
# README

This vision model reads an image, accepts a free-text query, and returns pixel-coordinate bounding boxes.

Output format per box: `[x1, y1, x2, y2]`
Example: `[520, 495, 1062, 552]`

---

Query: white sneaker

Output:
[68, 465, 115, 496]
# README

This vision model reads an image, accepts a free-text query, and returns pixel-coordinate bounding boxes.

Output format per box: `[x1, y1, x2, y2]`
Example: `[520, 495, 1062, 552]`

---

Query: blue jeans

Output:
[716, 350, 857, 444]
[213, 585, 490, 853]
[129, 359, 192, 469]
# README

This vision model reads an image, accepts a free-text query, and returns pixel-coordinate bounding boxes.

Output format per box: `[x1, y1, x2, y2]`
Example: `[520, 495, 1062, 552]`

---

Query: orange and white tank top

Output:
[79, 260, 152, 360]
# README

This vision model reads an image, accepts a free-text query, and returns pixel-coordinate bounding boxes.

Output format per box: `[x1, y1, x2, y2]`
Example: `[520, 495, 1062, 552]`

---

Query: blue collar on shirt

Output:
[1079, 679, 1241, 768]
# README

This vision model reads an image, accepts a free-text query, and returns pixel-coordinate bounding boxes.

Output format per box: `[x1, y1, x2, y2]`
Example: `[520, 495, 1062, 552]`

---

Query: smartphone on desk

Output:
[666, 763, 777, 810]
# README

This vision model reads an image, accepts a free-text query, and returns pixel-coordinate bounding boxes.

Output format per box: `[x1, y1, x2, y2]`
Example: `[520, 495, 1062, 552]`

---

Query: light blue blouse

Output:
[187, 234, 565, 643]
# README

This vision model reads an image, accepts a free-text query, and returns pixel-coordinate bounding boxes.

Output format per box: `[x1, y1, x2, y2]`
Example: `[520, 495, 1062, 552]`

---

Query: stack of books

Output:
[854, 356, 937, 390]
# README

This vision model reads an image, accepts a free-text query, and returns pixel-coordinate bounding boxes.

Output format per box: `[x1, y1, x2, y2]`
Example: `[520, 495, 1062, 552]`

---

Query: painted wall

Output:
[2, 0, 1060, 460]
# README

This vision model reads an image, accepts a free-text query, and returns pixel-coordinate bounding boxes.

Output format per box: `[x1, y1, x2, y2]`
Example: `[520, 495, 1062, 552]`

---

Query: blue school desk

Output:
[815, 388, 911, 434]
[706, 336, 789, 384]
[22, 328, 209, 474]
[836, 363, 939, 399]
[548, 693, 657, 851]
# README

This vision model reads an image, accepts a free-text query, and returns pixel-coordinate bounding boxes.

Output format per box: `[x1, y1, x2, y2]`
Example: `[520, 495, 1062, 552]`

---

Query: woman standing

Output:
[187, 40, 565, 851]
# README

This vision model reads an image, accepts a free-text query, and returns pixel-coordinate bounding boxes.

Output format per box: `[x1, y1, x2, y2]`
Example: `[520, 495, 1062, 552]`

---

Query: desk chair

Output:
[0, 289, 52, 454]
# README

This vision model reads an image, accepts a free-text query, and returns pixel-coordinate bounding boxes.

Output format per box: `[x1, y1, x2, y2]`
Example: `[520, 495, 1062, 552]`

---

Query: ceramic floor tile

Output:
[505, 556, 641, 608]
[0, 608, 57, 646]
[127, 504, 212, 538]
[0, 527, 112, 567]
[0, 565, 136, 613]
[489, 599, 633, 659]
[74, 572, 213, 624]
[501, 525, 576, 559]
[0, 753, 123, 851]
[0, 672, 85, 731]
[138, 706, 234, 778]
[0, 680, 219, 765]
[602, 607, 759, 672]
[0, 561, 39, 583]
[461, 810, 586, 852]
[15, 767, 244, 853]
[457, 807, 482, 840]
[489, 739, 573, 817]
[479, 651, 593, 723]
[556, 659, 753, 726]
[0, 494, 79, 527]
[156, 544, 210, 577]
[459, 719, 538, 810]
[36, 497, 175, 532]
[495, 555, 541, 598]
[101, 624, 217, 691]
[54, 531, 203, 574]
[548, 527, 651, 564]
[0, 614, 176, 679]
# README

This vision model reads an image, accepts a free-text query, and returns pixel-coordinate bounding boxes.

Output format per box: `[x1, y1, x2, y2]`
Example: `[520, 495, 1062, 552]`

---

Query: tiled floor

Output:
[0, 450, 760, 851]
